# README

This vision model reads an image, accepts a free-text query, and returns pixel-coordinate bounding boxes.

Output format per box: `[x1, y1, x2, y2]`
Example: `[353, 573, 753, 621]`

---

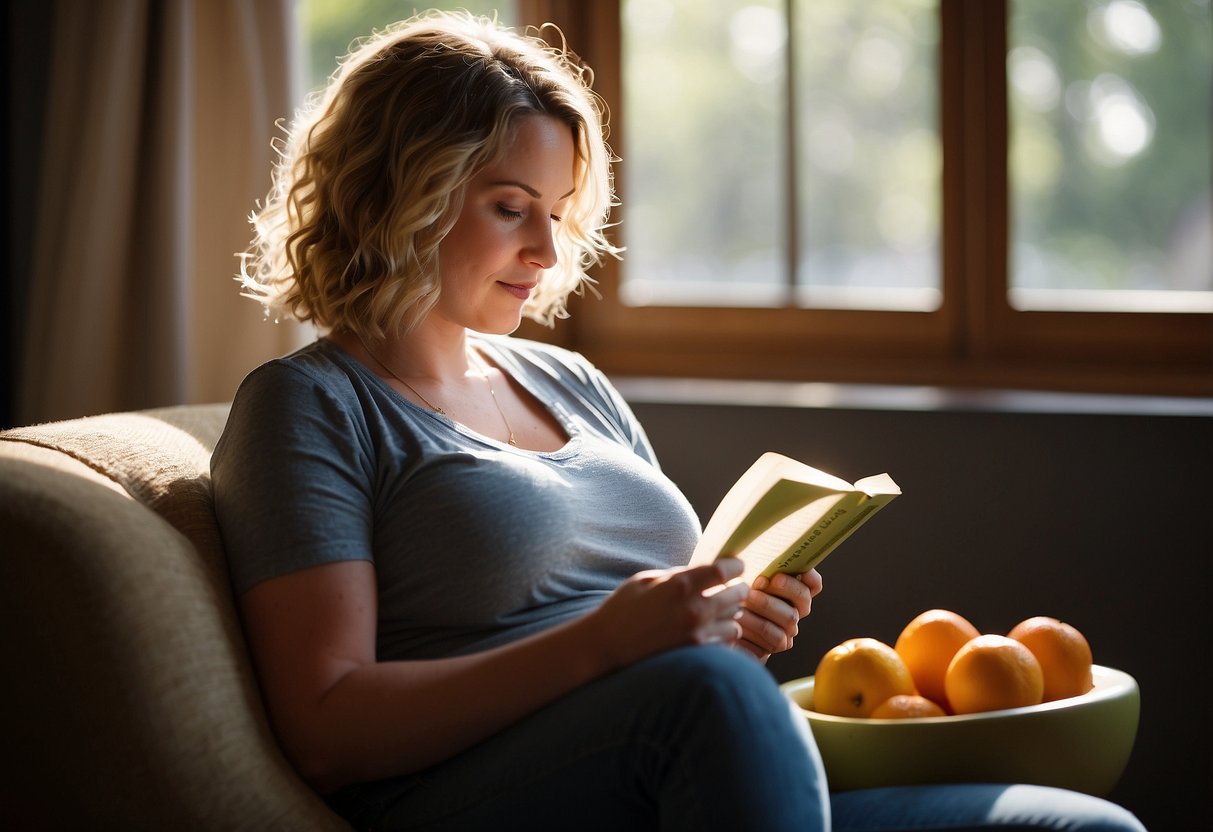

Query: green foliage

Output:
[622, 0, 942, 299]
[301, 0, 516, 92]
[298, 0, 1210, 299]
[1010, 0, 1211, 292]
[624, 0, 1210, 301]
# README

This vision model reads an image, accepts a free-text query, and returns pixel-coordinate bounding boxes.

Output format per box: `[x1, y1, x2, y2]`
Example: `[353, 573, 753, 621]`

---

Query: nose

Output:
[523, 216, 559, 270]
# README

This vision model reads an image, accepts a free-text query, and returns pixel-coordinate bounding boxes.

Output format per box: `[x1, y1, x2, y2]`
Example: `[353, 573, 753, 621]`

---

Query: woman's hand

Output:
[585, 558, 751, 670]
[736, 569, 823, 662]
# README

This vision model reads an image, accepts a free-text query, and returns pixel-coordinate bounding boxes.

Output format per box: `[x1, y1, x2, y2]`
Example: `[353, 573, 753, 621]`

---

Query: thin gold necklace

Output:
[356, 334, 517, 446]
[472, 351, 518, 447]
[355, 334, 447, 416]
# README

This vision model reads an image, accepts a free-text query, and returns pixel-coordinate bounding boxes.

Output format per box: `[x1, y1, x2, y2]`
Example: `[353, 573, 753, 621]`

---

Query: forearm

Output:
[284, 613, 615, 792]
[244, 560, 748, 793]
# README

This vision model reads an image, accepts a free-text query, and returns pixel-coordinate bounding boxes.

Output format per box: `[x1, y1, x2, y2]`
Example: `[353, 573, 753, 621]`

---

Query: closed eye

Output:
[496, 205, 524, 221]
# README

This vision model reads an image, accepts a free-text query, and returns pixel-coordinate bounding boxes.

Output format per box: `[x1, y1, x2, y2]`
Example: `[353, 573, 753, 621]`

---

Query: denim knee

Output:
[620, 646, 825, 783]
[628, 645, 830, 831]
[643, 645, 793, 723]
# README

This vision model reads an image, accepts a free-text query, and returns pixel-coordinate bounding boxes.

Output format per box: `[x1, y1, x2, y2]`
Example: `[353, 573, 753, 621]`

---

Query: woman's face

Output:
[435, 114, 576, 335]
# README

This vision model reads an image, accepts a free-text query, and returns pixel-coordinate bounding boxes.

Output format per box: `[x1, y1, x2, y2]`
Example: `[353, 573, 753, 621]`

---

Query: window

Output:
[1007, 1, 1212, 313]
[303, 0, 1213, 396]
[302, 0, 518, 93]
[536, 0, 1213, 396]
[621, 0, 941, 312]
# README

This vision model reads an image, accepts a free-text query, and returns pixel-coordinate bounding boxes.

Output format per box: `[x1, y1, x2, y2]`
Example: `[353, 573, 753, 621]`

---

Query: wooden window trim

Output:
[519, 0, 1213, 396]
[951, 1, 1212, 391]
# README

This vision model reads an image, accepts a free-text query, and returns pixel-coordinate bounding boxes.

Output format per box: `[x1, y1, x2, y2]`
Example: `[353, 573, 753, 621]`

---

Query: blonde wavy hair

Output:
[239, 10, 618, 339]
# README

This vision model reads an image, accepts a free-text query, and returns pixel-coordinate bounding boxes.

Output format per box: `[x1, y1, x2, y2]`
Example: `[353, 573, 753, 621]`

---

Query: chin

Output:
[474, 314, 525, 337]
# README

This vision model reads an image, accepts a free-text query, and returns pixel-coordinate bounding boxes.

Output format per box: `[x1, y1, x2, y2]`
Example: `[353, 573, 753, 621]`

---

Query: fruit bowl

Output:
[781, 664, 1139, 796]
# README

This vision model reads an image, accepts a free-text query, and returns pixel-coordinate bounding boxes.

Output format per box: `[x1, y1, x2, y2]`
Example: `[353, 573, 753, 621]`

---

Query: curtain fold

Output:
[19, 0, 308, 425]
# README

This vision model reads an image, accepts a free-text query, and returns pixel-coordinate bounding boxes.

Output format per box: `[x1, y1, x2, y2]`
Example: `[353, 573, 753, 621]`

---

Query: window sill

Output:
[614, 376, 1213, 418]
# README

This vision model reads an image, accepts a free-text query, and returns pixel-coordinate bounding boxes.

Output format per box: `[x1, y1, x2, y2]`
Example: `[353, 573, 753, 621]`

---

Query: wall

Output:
[626, 383, 1212, 831]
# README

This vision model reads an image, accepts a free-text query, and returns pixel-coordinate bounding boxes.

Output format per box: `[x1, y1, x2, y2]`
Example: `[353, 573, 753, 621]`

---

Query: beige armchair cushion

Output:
[0, 405, 349, 831]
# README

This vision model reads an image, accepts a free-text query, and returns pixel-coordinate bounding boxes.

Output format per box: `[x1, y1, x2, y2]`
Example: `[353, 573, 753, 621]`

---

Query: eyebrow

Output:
[491, 180, 575, 201]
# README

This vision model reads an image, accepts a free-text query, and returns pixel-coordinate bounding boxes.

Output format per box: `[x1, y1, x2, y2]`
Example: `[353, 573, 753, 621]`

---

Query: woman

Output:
[213, 11, 1144, 831]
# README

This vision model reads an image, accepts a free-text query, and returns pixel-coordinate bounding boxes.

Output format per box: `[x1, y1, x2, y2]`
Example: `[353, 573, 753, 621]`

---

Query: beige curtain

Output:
[19, 0, 310, 425]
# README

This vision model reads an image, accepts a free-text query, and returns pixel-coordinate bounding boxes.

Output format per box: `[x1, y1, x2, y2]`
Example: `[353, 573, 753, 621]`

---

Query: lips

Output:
[498, 281, 536, 300]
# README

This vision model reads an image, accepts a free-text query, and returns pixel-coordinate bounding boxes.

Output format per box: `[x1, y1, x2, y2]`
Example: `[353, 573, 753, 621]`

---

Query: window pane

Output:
[620, 0, 939, 311]
[792, 0, 940, 311]
[1009, 0, 1213, 312]
[302, 0, 517, 94]
[620, 0, 786, 307]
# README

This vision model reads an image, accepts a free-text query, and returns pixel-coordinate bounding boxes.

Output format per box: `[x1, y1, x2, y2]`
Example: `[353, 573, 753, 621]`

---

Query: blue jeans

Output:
[325, 646, 1145, 832]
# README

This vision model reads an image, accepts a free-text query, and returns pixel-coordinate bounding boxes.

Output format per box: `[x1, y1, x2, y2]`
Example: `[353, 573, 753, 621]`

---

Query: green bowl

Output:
[780, 664, 1139, 796]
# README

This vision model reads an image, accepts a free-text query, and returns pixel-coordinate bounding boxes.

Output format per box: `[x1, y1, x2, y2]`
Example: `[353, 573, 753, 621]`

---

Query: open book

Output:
[688, 452, 901, 583]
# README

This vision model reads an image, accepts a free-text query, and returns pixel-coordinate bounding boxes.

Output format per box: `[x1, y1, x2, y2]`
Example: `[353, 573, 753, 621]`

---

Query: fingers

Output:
[700, 616, 744, 646]
[799, 568, 824, 598]
[643, 561, 746, 647]
[734, 638, 770, 662]
[740, 570, 822, 657]
[684, 557, 744, 593]
[682, 559, 747, 609]
[616, 561, 808, 654]
[695, 560, 747, 644]
[700, 576, 748, 623]
[753, 572, 815, 618]
[738, 604, 796, 655]
[745, 583, 799, 628]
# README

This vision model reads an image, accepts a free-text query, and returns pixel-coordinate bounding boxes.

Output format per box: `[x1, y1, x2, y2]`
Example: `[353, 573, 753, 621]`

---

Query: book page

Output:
[756, 489, 899, 578]
[689, 457, 849, 569]
[688, 452, 900, 583]
[854, 472, 900, 495]
[729, 491, 854, 581]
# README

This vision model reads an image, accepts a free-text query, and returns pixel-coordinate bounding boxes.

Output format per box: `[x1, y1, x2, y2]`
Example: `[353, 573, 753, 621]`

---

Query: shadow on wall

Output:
[629, 394, 1213, 832]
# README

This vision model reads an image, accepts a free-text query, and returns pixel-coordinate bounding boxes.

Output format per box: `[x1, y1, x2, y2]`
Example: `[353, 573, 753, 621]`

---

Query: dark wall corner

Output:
[4, 1, 55, 428]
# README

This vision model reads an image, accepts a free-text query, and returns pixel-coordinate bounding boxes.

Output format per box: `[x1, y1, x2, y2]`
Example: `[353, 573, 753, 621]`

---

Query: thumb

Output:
[682, 557, 744, 594]
[711, 556, 745, 585]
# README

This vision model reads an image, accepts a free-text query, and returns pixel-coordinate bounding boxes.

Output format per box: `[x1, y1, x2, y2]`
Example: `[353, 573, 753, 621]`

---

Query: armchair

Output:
[0, 404, 349, 830]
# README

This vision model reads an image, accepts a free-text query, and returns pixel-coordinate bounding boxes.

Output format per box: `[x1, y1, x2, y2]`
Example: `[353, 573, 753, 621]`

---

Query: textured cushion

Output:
[2, 406, 226, 569]
[0, 405, 349, 830]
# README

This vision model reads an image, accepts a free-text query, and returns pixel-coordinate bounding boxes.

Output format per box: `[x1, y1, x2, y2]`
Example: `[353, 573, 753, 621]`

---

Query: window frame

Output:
[517, 0, 1213, 396]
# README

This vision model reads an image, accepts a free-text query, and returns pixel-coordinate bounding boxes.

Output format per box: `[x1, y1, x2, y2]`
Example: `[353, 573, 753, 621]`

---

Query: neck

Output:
[334, 322, 473, 383]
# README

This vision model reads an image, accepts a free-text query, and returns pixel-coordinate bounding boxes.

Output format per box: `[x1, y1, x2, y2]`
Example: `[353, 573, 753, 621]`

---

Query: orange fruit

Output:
[870, 694, 948, 719]
[1008, 616, 1094, 702]
[894, 608, 980, 711]
[813, 637, 915, 718]
[945, 634, 1044, 714]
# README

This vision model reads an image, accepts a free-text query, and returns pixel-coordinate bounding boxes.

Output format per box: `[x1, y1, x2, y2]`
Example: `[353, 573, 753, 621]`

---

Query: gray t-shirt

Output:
[211, 336, 702, 661]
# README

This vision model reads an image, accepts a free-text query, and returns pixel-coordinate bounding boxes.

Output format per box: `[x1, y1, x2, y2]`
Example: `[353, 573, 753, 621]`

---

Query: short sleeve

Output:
[211, 361, 376, 595]
[583, 362, 661, 466]
[543, 343, 660, 466]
